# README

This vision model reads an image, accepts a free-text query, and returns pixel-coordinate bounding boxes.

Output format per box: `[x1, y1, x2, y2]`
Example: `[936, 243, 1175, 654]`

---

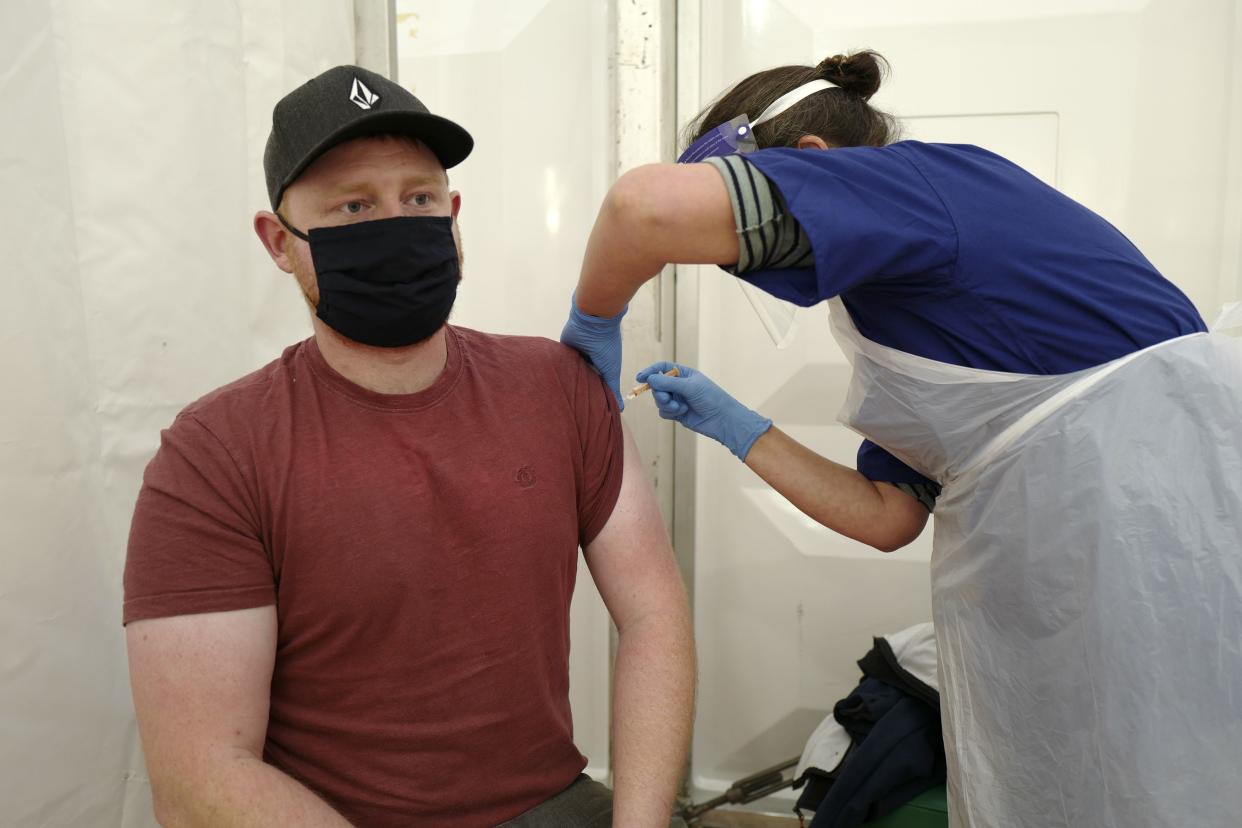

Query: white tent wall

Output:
[2, 2, 354, 824]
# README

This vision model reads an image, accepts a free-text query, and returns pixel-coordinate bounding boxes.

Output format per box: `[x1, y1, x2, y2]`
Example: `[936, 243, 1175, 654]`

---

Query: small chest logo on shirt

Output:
[515, 465, 537, 488]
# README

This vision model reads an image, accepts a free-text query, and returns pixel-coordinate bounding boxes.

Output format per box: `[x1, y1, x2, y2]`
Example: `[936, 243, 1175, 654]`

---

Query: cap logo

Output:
[349, 77, 380, 110]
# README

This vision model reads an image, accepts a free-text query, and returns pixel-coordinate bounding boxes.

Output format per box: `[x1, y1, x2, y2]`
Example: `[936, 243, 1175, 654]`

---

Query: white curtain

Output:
[1, 2, 355, 824]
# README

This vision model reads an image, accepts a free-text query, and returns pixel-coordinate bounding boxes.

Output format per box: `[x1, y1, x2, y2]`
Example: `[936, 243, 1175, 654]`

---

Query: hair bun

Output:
[816, 50, 887, 101]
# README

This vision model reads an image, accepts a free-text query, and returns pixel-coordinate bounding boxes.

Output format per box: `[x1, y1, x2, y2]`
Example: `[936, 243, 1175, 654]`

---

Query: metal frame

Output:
[613, 0, 680, 538]
[672, 0, 701, 618]
[613, 0, 695, 795]
[353, 0, 398, 80]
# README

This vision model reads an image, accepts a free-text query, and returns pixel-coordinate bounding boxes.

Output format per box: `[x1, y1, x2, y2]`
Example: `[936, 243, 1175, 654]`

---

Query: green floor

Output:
[862, 785, 948, 827]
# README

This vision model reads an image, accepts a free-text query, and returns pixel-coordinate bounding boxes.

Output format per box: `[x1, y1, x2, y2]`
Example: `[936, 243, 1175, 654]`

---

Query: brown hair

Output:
[684, 50, 899, 151]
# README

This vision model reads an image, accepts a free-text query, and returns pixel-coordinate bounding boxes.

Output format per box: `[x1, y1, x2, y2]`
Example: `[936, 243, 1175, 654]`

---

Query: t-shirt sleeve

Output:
[741, 146, 959, 305]
[703, 155, 815, 274]
[856, 439, 941, 513]
[123, 412, 275, 625]
[569, 356, 625, 546]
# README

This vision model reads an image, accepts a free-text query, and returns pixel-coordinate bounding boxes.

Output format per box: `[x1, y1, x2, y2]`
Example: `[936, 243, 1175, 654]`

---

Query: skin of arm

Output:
[744, 426, 929, 552]
[574, 163, 739, 318]
[126, 607, 354, 828]
[584, 422, 696, 827]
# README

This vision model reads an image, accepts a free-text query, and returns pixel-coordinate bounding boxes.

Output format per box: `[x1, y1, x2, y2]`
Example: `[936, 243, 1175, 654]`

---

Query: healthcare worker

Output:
[560, 51, 1242, 827]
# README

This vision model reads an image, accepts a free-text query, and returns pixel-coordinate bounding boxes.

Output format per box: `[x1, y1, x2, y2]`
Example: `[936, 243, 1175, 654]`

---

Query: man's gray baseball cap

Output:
[263, 65, 473, 209]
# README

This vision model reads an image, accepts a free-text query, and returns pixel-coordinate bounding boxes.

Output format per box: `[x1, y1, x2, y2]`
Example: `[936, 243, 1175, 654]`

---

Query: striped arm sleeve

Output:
[894, 482, 939, 512]
[703, 154, 814, 273]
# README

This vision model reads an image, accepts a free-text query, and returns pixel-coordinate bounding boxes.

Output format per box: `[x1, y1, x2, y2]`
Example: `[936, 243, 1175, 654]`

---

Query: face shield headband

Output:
[676, 78, 838, 164]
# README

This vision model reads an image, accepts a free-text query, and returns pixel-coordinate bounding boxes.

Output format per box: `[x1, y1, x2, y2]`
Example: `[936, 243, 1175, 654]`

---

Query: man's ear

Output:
[450, 191, 462, 220]
[254, 211, 296, 273]
[796, 134, 830, 151]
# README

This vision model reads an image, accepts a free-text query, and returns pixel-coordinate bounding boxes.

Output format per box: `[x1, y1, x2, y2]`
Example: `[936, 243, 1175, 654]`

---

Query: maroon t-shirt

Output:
[123, 326, 624, 827]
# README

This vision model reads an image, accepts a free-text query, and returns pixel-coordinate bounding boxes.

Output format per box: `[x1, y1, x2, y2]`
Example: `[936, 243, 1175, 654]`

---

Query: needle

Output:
[624, 367, 680, 400]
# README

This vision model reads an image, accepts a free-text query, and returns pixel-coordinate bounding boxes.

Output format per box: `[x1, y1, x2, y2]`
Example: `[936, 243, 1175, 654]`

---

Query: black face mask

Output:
[280, 214, 460, 348]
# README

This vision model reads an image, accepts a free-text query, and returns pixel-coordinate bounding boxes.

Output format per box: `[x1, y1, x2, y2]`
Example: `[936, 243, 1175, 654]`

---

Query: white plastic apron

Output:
[827, 297, 1242, 827]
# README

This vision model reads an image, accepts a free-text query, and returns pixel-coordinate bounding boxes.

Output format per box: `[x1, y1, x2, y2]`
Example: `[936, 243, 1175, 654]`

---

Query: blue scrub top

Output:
[741, 142, 1207, 487]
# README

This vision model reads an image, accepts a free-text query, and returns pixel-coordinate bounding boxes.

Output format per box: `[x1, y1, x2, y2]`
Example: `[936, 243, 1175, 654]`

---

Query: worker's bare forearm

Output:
[154, 753, 352, 828]
[610, 605, 696, 826]
[744, 427, 927, 552]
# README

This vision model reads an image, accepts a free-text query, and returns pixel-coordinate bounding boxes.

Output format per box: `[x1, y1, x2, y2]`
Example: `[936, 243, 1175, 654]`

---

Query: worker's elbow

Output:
[864, 481, 933, 553]
[605, 164, 666, 236]
[866, 500, 929, 553]
[871, 533, 917, 554]
[883, 517, 928, 552]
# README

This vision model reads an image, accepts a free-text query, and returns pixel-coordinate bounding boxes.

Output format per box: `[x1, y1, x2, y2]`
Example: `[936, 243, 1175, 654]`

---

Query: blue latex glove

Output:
[637, 361, 773, 461]
[560, 294, 627, 408]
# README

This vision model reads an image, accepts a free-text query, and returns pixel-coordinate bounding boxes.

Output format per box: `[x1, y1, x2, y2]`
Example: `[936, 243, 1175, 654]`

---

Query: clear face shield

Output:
[677, 79, 836, 348]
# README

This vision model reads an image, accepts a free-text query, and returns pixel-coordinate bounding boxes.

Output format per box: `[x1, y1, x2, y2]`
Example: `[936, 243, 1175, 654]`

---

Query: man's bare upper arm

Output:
[126, 606, 277, 792]
[583, 423, 687, 630]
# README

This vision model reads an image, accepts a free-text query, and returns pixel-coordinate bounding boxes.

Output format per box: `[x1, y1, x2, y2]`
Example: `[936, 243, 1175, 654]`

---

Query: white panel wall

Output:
[685, 0, 1241, 799]
[0, 2, 356, 825]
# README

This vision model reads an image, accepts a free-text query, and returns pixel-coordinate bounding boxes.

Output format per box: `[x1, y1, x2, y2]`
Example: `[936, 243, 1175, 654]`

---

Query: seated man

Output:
[123, 65, 694, 828]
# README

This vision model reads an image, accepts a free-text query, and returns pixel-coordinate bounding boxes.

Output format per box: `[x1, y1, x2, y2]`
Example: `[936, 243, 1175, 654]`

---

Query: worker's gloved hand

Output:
[637, 361, 772, 461]
[560, 294, 627, 409]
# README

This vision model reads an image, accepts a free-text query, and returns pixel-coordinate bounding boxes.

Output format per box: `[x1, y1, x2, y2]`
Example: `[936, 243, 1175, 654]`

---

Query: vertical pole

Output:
[611, 0, 678, 534]
[672, 0, 701, 639]
[614, 0, 679, 532]
[612, 0, 690, 799]
[354, 0, 398, 80]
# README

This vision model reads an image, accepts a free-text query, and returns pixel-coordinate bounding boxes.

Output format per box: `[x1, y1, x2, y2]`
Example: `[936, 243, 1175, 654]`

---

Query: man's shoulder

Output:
[451, 326, 610, 415]
[452, 326, 586, 375]
[173, 340, 308, 436]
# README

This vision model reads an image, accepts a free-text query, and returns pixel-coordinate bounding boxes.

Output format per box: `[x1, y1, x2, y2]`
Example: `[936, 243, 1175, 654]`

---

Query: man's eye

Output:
[342, 201, 365, 214]
[410, 194, 431, 207]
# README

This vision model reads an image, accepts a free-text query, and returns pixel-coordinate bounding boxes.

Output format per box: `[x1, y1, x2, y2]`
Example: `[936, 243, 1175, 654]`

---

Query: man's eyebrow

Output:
[400, 173, 449, 188]
[319, 174, 446, 198]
